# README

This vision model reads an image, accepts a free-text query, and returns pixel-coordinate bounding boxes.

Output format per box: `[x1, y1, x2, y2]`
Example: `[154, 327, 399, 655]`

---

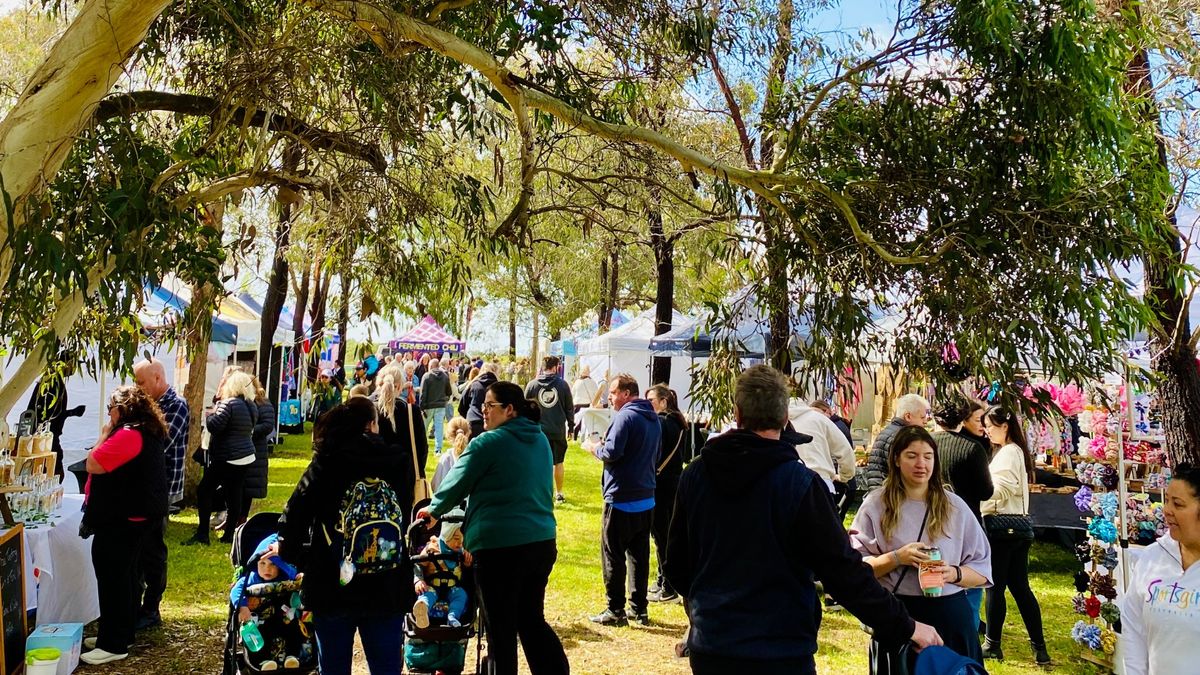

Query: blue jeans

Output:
[419, 585, 468, 622]
[427, 407, 446, 454]
[313, 612, 404, 675]
[965, 587, 983, 631]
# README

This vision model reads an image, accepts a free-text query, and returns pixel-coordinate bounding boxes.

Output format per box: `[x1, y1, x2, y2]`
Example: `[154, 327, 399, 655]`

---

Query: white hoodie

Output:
[1121, 532, 1200, 675]
[787, 400, 855, 492]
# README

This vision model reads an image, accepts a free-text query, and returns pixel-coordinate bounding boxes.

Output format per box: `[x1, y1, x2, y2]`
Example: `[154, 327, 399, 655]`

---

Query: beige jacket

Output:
[980, 443, 1029, 516]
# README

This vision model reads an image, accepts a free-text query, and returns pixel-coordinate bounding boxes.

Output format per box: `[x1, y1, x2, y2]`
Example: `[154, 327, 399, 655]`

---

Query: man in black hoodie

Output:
[457, 361, 499, 438]
[525, 355, 574, 503]
[665, 365, 942, 674]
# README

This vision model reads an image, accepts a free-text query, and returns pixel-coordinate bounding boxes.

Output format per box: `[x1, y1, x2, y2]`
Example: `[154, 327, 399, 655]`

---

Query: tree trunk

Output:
[531, 310, 540, 367]
[508, 290, 518, 359]
[1125, 20, 1200, 464]
[257, 146, 301, 386]
[598, 252, 611, 331]
[292, 259, 312, 345]
[0, 0, 173, 285]
[605, 247, 620, 332]
[181, 280, 216, 504]
[306, 263, 333, 382]
[337, 272, 351, 367]
[759, 0, 795, 374]
[650, 205, 674, 386]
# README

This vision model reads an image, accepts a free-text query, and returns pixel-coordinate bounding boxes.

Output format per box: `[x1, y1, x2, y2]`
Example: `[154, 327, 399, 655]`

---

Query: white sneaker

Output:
[80, 648, 128, 665]
[83, 637, 97, 649]
[413, 600, 430, 629]
[447, 616, 461, 628]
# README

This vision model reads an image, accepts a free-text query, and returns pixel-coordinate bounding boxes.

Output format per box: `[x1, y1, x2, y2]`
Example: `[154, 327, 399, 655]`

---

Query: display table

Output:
[574, 407, 614, 440]
[21, 494, 99, 625]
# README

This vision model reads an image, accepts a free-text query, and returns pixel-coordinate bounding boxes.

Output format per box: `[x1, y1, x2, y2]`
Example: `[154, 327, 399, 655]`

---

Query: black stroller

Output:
[404, 513, 491, 674]
[222, 512, 317, 675]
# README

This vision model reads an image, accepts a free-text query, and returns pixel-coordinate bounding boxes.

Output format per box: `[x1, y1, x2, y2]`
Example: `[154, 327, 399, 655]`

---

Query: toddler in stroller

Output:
[405, 511, 485, 675]
[413, 518, 472, 629]
[224, 516, 317, 674]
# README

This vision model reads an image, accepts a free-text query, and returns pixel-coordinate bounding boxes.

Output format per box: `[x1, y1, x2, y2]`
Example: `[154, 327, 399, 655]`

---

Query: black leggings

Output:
[474, 539, 569, 675]
[93, 520, 150, 654]
[985, 534, 1045, 645]
[195, 461, 248, 541]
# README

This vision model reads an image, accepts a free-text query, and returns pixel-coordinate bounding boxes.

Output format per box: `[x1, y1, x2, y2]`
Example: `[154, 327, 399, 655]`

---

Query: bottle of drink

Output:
[918, 546, 943, 597]
[240, 620, 265, 652]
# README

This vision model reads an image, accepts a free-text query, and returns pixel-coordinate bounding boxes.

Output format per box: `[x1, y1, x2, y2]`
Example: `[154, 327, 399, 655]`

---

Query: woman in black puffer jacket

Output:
[187, 371, 258, 545]
[238, 376, 276, 527]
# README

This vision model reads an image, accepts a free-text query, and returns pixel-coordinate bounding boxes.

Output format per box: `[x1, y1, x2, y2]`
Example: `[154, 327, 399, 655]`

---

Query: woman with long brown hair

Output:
[981, 405, 1049, 664]
[850, 425, 991, 673]
[80, 385, 170, 664]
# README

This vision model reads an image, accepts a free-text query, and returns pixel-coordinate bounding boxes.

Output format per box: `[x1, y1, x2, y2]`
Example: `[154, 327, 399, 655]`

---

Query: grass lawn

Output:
[117, 432, 1106, 673]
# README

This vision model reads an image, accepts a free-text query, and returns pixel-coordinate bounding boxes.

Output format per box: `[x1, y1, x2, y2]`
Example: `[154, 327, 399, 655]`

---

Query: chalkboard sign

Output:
[0, 525, 26, 675]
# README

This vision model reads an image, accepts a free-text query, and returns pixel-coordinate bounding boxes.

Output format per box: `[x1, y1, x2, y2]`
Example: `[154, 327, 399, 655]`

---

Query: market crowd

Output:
[65, 348, 1200, 675]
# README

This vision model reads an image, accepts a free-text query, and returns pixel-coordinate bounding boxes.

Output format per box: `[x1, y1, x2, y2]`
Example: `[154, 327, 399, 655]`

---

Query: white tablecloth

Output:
[23, 494, 100, 625]
[574, 407, 614, 441]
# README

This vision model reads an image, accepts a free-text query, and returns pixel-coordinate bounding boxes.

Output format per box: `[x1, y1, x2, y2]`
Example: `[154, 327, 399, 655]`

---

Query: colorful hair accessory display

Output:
[1084, 595, 1102, 618]
[1101, 628, 1118, 655]
[1100, 465, 1119, 490]
[1074, 486, 1094, 512]
[1055, 384, 1085, 417]
[1088, 517, 1118, 544]
[1072, 593, 1088, 614]
[1090, 572, 1118, 600]
[1100, 601, 1120, 625]
[1088, 436, 1109, 461]
[1074, 571, 1090, 593]
[1090, 545, 1107, 566]
[1099, 492, 1118, 520]
[1101, 548, 1118, 571]
[1074, 542, 1093, 563]
[1072, 621, 1102, 650]
[1091, 409, 1108, 437]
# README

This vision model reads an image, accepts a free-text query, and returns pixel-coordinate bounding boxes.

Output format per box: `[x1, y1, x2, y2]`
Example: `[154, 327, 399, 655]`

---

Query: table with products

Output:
[3, 493, 99, 625]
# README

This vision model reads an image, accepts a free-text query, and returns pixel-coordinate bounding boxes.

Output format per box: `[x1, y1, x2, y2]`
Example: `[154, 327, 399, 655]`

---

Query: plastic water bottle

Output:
[240, 620, 265, 652]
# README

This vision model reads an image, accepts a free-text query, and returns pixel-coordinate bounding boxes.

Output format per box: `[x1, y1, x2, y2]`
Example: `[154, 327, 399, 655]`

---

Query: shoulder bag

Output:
[983, 465, 1034, 541]
[656, 425, 685, 476]
[408, 402, 431, 507]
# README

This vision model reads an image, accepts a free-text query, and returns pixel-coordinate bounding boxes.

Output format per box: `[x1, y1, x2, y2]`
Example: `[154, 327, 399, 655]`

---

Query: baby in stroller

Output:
[413, 518, 473, 628]
[229, 532, 314, 672]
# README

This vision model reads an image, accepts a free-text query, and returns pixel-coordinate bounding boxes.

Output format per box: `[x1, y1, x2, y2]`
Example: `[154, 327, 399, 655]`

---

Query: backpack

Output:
[331, 478, 405, 585]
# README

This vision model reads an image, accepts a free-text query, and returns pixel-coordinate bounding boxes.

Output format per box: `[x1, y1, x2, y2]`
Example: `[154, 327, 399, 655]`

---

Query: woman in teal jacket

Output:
[417, 381, 568, 675]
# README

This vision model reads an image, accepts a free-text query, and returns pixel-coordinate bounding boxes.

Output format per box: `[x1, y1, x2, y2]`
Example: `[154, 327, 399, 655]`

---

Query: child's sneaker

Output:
[413, 598, 431, 629]
[283, 656, 301, 668]
[447, 615, 461, 628]
[259, 661, 278, 671]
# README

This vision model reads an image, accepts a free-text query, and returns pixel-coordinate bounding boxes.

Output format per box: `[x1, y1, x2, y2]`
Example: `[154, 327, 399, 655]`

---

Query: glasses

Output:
[482, 402, 506, 410]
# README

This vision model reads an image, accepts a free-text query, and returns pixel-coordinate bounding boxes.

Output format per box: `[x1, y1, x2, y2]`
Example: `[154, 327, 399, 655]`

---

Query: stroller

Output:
[222, 513, 318, 675]
[404, 513, 491, 675]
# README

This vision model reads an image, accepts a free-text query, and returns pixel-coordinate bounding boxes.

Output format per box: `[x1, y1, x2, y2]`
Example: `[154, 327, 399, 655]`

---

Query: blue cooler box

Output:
[26, 623, 83, 675]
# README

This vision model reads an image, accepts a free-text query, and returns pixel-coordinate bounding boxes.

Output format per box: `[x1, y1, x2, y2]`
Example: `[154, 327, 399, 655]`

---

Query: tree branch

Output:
[94, 91, 388, 172]
[426, 0, 476, 21]
[172, 170, 330, 207]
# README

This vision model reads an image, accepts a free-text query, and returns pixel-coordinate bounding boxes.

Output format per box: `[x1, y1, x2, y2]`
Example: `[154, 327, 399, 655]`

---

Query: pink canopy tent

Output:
[388, 315, 466, 354]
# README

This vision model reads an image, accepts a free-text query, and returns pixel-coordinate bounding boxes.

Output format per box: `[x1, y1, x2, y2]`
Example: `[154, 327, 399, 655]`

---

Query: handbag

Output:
[408, 402, 431, 507]
[984, 468, 1034, 540]
[866, 507, 929, 675]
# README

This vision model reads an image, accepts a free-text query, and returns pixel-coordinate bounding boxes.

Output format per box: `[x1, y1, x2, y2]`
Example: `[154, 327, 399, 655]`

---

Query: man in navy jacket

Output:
[665, 365, 943, 674]
[584, 373, 660, 626]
